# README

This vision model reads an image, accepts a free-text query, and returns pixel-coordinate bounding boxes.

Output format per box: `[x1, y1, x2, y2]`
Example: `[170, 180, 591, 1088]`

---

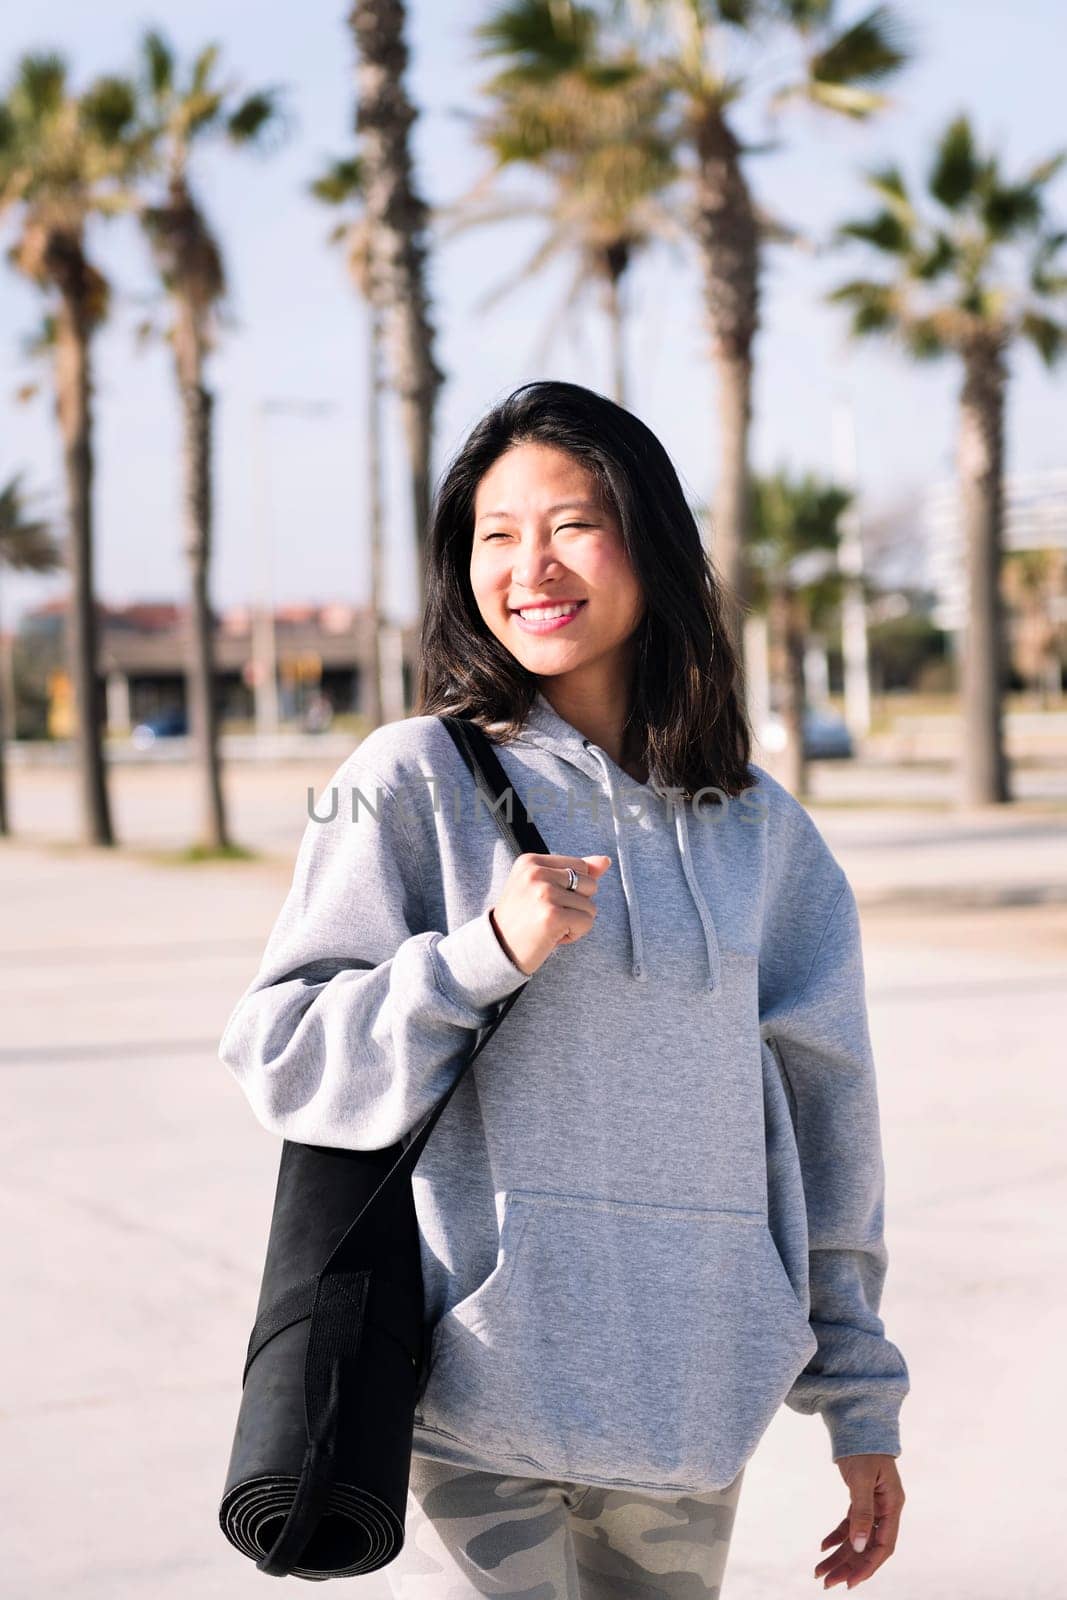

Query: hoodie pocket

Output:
[420, 1187, 818, 1491]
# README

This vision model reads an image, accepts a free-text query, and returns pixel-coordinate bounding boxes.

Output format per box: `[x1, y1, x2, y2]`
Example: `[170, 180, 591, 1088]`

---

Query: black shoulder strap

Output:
[397, 714, 548, 1160]
[441, 713, 550, 860]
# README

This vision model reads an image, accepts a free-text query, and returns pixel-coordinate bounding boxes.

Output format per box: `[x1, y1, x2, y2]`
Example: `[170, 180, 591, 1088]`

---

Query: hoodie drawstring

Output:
[582, 742, 721, 994]
[672, 791, 722, 993]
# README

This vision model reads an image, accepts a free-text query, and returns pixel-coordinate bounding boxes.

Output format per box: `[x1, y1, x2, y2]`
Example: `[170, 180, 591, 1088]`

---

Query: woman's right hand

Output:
[489, 853, 613, 977]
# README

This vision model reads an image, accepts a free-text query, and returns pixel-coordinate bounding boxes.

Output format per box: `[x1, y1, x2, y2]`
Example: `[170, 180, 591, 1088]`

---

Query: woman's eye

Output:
[480, 523, 593, 541]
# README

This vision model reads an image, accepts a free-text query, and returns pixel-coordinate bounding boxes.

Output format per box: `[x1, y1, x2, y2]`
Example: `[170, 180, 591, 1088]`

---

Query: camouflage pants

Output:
[385, 1452, 746, 1598]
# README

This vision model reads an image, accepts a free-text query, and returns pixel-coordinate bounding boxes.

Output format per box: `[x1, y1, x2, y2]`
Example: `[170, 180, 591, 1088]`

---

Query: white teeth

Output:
[517, 604, 581, 621]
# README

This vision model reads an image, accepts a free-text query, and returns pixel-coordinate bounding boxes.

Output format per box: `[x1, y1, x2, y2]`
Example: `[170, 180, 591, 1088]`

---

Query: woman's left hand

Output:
[814, 1454, 905, 1588]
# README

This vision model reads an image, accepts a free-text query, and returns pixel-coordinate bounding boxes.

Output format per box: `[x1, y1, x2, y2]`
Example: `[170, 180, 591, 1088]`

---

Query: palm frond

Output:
[928, 114, 978, 209]
[0, 103, 15, 163]
[863, 161, 913, 219]
[190, 44, 220, 98]
[793, 79, 888, 117]
[716, 0, 768, 27]
[825, 277, 897, 336]
[836, 210, 912, 253]
[0, 472, 62, 572]
[227, 88, 283, 146]
[79, 75, 139, 146]
[142, 29, 174, 99]
[980, 179, 1042, 241]
[901, 314, 948, 360]
[773, 0, 835, 28]
[914, 231, 956, 280]
[438, 193, 553, 240]
[1023, 150, 1067, 189]
[178, 88, 224, 141]
[753, 200, 807, 248]
[750, 465, 853, 566]
[1019, 310, 1064, 368]
[808, 4, 912, 85]
[1030, 228, 1067, 296]
[309, 156, 364, 205]
[12, 54, 67, 122]
[475, 0, 597, 80]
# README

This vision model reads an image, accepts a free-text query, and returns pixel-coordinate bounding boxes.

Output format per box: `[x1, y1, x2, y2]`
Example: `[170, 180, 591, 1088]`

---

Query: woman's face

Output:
[469, 441, 646, 688]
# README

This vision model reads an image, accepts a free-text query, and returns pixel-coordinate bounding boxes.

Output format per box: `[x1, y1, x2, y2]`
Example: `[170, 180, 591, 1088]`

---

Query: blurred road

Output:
[1, 756, 1065, 1597]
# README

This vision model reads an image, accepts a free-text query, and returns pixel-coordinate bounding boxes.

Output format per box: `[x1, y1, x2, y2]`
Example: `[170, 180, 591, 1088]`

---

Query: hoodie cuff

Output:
[430, 909, 531, 1014]
[823, 1404, 902, 1462]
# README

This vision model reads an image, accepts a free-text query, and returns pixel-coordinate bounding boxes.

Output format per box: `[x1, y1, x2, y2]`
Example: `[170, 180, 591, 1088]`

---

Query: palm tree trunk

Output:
[0, 602, 15, 747]
[349, 0, 444, 621]
[178, 332, 229, 849]
[402, 391, 434, 619]
[366, 295, 385, 730]
[958, 340, 1010, 805]
[713, 349, 753, 646]
[55, 291, 113, 847]
[599, 265, 626, 405]
[692, 108, 759, 666]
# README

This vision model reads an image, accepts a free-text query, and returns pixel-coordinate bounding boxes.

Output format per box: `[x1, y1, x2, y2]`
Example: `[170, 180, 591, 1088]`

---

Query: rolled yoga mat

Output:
[218, 1129, 428, 1579]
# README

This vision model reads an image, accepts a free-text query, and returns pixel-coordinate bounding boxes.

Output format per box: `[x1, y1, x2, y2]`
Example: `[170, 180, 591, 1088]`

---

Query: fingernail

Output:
[851, 1535, 867, 1553]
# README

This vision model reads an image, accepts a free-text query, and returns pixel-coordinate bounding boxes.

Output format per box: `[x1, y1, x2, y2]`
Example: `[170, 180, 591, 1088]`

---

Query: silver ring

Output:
[565, 867, 579, 892]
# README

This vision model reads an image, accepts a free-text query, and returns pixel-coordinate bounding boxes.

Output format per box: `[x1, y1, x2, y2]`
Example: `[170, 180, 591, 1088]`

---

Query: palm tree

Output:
[0, 54, 148, 846]
[459, 0, 682, 405]
[0, 472, 62, 834]
[348, 0, 444, 620]
[135, 30, 284, 850]
[829, 114, 1067, 805]
[620, 0, 911, 655]
[309, 154, 389, 730]
[749, 467, 851, 798]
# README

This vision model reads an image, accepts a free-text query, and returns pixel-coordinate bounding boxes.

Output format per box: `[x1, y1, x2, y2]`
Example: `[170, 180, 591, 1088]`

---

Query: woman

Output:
[218, 380, 909, 1596]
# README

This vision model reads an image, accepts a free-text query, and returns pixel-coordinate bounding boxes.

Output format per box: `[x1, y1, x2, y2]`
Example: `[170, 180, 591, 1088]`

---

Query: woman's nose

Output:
[512, 546, 566, 588]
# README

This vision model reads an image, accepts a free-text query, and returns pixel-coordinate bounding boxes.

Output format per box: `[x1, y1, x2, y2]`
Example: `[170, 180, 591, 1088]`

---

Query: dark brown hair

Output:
[414, 379, 753, 798]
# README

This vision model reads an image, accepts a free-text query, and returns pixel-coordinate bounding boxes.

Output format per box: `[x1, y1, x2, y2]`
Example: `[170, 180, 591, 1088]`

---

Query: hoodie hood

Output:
[507, 689, 723, 994]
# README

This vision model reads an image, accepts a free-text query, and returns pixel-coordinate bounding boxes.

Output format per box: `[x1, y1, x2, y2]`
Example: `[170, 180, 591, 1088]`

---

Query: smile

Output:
[511, 600, 588, 633]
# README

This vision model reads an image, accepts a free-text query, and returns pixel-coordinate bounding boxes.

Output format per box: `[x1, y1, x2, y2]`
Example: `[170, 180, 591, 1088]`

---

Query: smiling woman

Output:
[221, 380, 909, 1599]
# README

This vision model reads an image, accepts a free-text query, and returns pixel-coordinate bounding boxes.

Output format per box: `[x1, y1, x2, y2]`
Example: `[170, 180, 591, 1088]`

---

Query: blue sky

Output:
[1, 0, 1065, 630]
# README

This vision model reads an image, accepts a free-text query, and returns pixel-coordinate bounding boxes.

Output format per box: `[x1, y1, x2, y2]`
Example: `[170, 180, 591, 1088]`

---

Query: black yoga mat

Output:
[218, 1132, 427, 1577]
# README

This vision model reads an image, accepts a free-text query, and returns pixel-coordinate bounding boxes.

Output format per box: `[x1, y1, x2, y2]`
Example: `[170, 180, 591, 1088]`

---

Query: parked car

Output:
[758, 707, 854, 760]
[131, 708, 188, 748]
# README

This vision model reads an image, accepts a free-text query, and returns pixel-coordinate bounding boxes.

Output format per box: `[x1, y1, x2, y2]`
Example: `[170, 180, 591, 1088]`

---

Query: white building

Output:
[924, 469, 1067, 632]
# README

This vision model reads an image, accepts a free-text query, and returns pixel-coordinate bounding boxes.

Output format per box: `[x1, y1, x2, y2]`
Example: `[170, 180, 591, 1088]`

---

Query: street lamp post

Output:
[832, 388, 872, 740]
[250, 398, 339, 739]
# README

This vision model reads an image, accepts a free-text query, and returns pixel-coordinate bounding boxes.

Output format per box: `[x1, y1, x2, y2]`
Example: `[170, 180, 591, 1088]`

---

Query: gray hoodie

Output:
[218, 689, 910, 1494]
